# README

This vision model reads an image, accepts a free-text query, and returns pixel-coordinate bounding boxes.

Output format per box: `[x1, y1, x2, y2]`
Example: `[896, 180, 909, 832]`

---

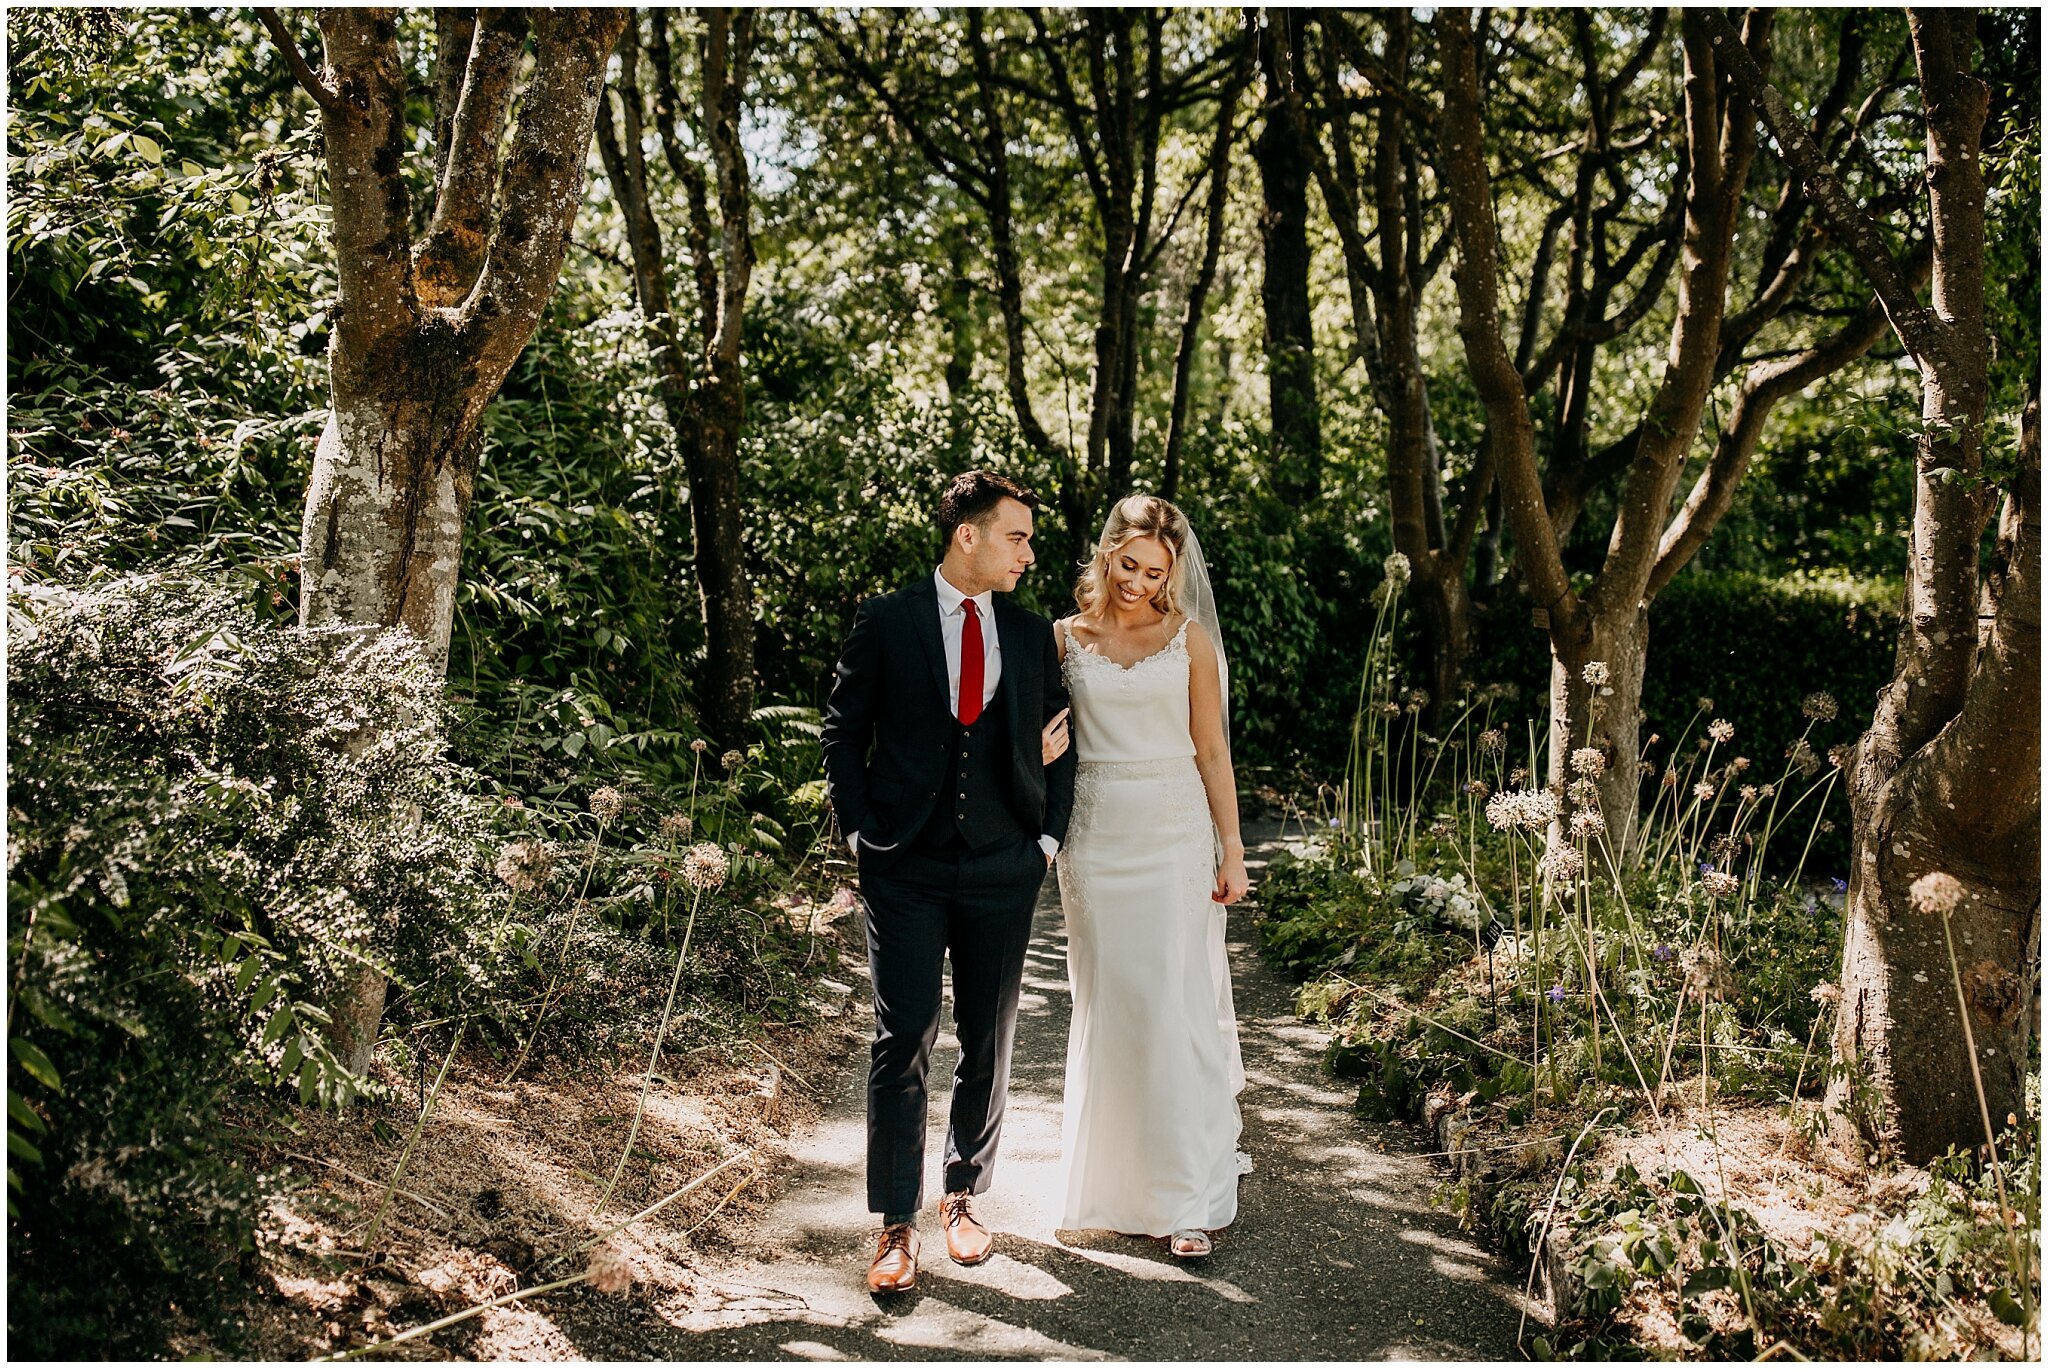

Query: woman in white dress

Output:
[1042, 494, 1250, 1259]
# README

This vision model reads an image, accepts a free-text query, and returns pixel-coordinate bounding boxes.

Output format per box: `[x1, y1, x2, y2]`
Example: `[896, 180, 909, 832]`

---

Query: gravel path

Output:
[635, 822, 1535, 1360]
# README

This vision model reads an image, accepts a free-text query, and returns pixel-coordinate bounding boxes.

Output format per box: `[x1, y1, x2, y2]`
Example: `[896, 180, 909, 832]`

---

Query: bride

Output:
[1041, 493, 1250, 1259]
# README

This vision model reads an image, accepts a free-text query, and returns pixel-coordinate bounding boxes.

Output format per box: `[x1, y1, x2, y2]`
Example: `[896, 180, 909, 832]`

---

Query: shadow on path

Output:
[569, 821, 1535, 1360]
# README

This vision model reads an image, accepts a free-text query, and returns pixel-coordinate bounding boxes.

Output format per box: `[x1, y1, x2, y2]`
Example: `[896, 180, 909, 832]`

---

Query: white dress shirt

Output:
[933, 566, 1001, 713]
[850, 568, 1057, 861]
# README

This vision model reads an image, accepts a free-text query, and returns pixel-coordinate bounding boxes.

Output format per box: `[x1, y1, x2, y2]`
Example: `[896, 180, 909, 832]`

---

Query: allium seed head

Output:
[1708, 719, 1735, 744]
[1509, 766, 1529, 786]
[1693, 780, 1716, 802]
[1581, 661, 1611, 687]
[1484, 792, 1516, 831]
[1516, 788, 1559, 830]
[1697, 697, 1715, 714]
[1909, 871, 1965, 915]
[1827, 743, 1851, 770]
[1730, 755, 1751, 774]
[1802, 692, 1839, 722]
[1569, 808, 1606, 839]
[1788, 738, 1821, 778]
[1479, 728, 1507, 755]
[1570, 746, 1606, 777]
[494, 839, 552, 893]
[1739, 784, 1759, 803]
[586, 1242, 633, 1295]
[681, 842, 730, 891]
[1463, 779, 1489, 798]
[660, 811, 694, 843]
[1809, 981, 1842, 1007]
[589, 786, 625, 822]
[1540, 842, 1584, 882]
[1382, 551, 1411, 591]
[1568, 777, 1600, 808]
[721, 749, 745, 772]
[691, 738, 710, 754]
[1701, 870, 1741, 898]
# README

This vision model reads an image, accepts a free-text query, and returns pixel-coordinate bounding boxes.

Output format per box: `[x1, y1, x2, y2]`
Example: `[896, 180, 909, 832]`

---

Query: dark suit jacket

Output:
[822, 576, 1077, 860]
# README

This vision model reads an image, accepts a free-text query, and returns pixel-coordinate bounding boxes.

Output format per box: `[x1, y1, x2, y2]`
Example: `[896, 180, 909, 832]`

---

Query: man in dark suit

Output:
[822, 470, 1078, 1294]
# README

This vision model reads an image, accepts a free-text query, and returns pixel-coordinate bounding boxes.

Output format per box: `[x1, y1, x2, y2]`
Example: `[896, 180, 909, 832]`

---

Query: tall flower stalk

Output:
[591, 840, 729, 1218]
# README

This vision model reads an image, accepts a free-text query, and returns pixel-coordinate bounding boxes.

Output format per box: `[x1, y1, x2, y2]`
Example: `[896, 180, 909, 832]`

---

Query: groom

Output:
[822, 470, 1077, 1294]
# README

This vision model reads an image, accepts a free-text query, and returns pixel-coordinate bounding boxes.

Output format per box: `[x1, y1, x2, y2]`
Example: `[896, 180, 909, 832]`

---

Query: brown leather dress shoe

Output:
[940, 1191, 993, 1265]
[866, 1223, 919, 1294]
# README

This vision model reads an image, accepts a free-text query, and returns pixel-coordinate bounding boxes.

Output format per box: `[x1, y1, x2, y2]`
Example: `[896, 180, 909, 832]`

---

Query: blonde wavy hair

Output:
[1074, 494, 1193, 616]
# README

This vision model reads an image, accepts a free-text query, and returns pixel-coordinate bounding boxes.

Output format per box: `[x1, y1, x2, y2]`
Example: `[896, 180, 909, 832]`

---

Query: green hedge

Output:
[1465, 570, 1898, 747]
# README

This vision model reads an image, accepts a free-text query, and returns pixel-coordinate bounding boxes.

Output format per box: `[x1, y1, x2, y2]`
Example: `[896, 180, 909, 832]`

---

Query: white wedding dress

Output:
[1056, 617, 1246, 1236]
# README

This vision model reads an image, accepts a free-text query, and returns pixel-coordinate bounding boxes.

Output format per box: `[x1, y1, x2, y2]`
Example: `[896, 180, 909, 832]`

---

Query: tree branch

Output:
[1648, 289, 1904, 595]
[1437, 8, 1581, 642]
[416, 9, 527, 309]
[463, 9, 629, 395]
[704, 7, 755, 370]
[257, 7, 343, 115]
[1697, 7, 1940, 359]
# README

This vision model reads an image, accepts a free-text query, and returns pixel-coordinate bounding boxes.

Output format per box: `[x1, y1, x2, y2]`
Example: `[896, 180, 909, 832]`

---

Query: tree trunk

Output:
[1832, 386, 2038, 1163]
[1701, 5, 2034, 1167]
[1547, 603, 1651, 858]
[1164, 24, 1252, 503]
[600, 9, 758, 749]
[682, 357, 755, 748]
[1254, 9, 1321, 503]
[275, 7, 628, 1076]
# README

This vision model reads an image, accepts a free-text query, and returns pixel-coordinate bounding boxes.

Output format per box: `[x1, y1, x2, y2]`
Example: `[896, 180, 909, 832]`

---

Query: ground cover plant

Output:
[1259, 560, 2041, 1360]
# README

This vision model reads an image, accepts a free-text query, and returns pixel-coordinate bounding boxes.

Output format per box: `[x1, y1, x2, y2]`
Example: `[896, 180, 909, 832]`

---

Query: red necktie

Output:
[958, 599, 984, 726]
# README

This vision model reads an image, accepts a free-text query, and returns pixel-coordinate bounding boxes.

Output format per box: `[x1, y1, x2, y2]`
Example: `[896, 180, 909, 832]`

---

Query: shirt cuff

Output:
[1038, 834, 1060, 861]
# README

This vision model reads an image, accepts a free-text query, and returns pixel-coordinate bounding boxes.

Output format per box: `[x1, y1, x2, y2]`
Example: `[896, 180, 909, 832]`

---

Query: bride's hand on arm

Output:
[1041, 707, 1071, 765]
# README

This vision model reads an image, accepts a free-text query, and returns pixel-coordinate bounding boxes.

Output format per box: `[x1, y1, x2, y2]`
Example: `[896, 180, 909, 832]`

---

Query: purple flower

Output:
[1830, 877, 1848, 894]
[1547, 984, 1568, 1004]
[1699, 861, 1716, 875]
[1652, 943, 1675, 962]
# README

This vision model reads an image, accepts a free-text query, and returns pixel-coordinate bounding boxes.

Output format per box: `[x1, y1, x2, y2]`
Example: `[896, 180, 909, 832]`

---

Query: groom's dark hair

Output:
[938, 470, 1039, 548]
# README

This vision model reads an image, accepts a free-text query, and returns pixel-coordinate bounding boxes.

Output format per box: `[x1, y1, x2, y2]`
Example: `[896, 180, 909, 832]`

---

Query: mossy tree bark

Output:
[262, 6, 628, 1075]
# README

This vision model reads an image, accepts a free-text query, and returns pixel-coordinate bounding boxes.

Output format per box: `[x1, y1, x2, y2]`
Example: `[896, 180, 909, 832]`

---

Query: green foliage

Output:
[6, 575, 502, 1356]
[1545, 1122, 2041, 1360]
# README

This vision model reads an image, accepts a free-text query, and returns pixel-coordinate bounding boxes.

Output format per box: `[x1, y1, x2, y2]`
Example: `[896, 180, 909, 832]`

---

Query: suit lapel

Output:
[995, 598, 1026, 737]
[908, 578, 953, 714]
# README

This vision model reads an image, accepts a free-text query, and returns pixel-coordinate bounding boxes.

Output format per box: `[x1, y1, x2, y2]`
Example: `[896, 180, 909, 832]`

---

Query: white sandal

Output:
[1168, 1229, 1212, 1258]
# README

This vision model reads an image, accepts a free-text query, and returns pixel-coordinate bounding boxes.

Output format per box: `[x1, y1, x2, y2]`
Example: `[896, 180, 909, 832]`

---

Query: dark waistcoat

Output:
[916, 678, 1021, 852]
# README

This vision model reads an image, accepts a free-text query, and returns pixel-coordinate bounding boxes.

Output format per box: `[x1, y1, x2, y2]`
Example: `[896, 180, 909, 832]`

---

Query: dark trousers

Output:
[860, 832, 1045, 1215]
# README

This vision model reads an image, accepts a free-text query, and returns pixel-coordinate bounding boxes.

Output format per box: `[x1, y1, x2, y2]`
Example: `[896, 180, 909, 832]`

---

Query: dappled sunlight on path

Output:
[607, 822, 1534, 1360]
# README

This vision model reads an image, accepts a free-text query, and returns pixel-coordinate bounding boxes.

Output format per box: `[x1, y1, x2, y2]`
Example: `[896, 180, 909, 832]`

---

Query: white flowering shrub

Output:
[7, 574, 504, 1348]
[1389, 868, 1488, 933]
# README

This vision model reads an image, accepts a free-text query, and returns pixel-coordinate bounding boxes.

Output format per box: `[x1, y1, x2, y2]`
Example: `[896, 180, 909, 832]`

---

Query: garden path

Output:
[582, 822, 1536, 1360]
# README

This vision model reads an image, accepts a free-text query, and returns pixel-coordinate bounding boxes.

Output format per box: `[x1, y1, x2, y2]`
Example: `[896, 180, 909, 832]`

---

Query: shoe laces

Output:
[878, 1223, 914, 1254]
[940, 1192, 975, 1225]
